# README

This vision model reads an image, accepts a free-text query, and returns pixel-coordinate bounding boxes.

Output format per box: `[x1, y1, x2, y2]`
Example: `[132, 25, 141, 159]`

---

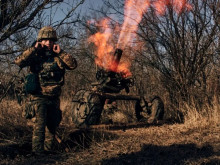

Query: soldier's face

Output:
[41, 39, 54, 50]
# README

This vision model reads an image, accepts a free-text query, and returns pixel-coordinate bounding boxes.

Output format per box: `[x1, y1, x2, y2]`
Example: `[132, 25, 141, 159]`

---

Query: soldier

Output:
[14, 26, 77, 154]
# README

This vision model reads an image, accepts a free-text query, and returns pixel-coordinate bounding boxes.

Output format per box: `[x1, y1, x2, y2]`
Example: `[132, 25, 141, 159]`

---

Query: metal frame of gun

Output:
[94, 48, 134, 93]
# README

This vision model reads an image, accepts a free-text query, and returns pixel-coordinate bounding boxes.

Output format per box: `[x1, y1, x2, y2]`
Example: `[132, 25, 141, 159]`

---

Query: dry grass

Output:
[0, 100, 28, 139]
[0, 98, 219, 165]
[183, 97, 220, 129]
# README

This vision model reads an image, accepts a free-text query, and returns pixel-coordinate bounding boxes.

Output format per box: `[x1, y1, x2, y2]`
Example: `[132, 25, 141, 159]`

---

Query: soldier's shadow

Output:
[57, 122, 172, 152]
[58, 122, 170, 152]
[101, 143, 219, 165]
[58, 127, 119, 152]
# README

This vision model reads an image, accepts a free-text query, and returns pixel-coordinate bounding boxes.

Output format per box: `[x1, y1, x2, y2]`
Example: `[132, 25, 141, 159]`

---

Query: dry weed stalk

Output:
[182, 97, 220, 128]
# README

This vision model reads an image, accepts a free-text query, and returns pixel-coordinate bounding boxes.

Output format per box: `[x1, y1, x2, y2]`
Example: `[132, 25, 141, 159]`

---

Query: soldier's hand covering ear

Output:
[35, 42, 44, 50]
[53, 44, 61, 54]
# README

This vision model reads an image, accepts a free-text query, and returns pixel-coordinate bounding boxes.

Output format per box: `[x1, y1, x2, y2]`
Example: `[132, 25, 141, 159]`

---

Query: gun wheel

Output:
[71, 90, 104, 127]
[135, 96, 164, 124]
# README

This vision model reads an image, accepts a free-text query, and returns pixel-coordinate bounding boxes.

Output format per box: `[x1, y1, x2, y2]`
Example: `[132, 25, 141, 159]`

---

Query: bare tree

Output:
[0, 0, 85, 98]
[0, 0, 85, 51]
[0, 0, 85, 69]
[136, 0, 220, 107]
[85, 0, 220, 109]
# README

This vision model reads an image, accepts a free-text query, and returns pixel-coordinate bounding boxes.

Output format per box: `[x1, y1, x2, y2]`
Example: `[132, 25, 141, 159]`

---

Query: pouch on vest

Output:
[24, 73, 41, 94]
[39, 62, 65, 86]
[22, 101, 36, 119]
[22, 103, 36, 119]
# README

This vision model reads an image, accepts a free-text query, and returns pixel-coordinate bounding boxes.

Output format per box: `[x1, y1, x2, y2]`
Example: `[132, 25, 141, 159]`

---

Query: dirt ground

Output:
[0, 122, 219, 165]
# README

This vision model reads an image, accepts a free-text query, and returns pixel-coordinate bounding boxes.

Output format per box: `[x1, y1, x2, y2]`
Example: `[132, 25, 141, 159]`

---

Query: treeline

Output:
[0, 0, 219, 112]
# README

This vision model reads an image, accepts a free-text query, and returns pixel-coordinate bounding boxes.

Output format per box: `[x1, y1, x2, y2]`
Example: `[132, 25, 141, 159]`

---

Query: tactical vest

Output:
[39, 56, 65, 87]
[25, 51, 65, 96]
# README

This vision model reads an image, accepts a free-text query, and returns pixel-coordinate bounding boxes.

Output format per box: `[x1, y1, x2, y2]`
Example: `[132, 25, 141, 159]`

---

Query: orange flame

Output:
[88, 18, 115, 71]
[173, 0, 192, 13]
[117, 0, 150, 49]
[153, 0, 168, 14]
[153, 0, 192, 15]
[88, 0, 192, 77]
[88, 18, 132, 76]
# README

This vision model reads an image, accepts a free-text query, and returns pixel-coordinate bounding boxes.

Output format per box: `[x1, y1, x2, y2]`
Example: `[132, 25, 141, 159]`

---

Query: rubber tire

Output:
[135, 96, 164, 123]
[71, 90, 104, 127]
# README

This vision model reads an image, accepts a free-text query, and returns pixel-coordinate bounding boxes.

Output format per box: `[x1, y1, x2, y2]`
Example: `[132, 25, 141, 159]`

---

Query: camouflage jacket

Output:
[15, 47, 77, 97]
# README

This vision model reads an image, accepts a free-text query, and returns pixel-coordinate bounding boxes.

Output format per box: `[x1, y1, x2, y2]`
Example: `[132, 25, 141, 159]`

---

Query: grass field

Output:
[0, 98, 219, 165]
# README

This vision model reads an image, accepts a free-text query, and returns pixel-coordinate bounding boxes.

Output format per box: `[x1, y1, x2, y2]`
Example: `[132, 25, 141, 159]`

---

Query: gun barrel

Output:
[112, 48, 123, 71]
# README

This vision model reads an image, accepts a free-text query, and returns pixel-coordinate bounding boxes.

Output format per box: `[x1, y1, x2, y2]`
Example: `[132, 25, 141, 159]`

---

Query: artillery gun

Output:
[71, 49, 164, 127]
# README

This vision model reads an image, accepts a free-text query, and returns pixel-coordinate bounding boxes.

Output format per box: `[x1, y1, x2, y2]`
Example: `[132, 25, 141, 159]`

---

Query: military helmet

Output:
[37, 26, 58, 41]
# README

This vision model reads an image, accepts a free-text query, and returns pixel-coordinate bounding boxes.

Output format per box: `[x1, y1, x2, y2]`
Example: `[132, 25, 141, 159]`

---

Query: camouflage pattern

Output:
[14, 46, 77, 97]
[101, 99, 130, 124]
[103, 99, 117, 113]
[30, 96, 62, 152]
[14, 34, 77, 153]
[37, 26, 57, 41]
[14, 47, 36, 68]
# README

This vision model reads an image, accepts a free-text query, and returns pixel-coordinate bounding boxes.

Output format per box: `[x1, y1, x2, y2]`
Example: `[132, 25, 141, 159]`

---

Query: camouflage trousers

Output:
[29, 95, 62, 153]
